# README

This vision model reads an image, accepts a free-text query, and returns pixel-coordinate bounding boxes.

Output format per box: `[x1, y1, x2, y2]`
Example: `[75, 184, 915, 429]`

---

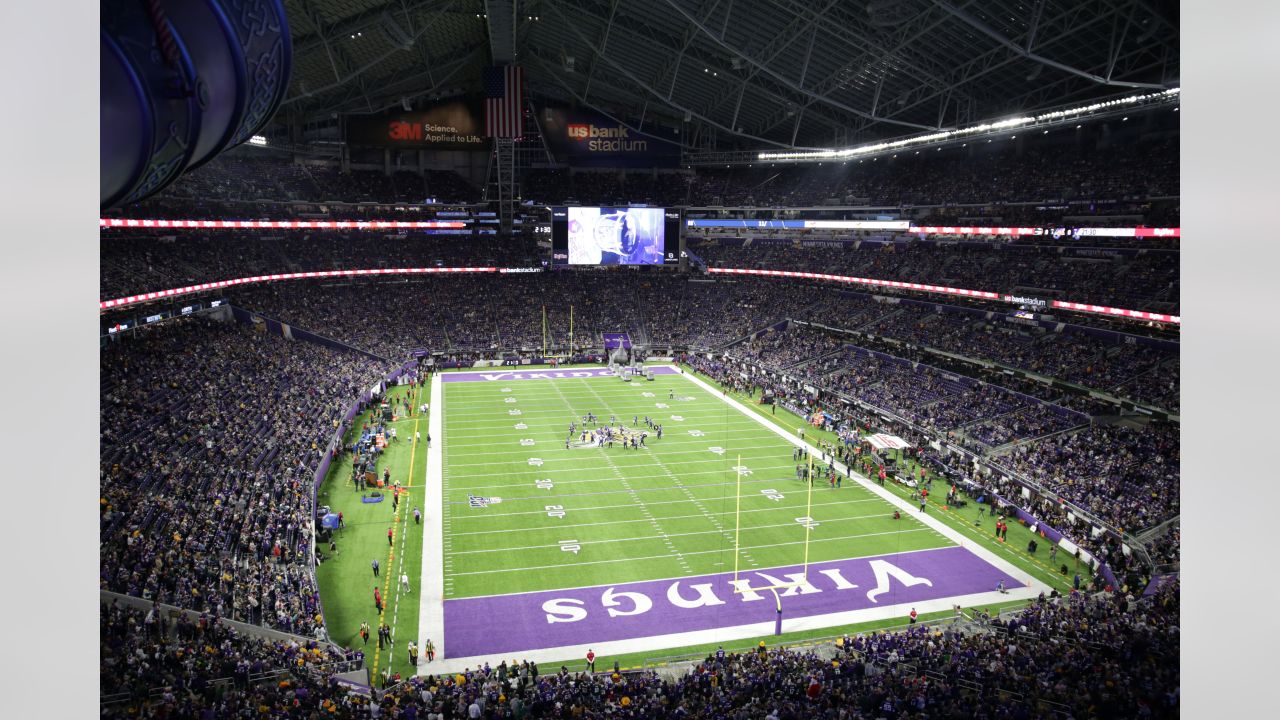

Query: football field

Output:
[418, 366, 1046, 670]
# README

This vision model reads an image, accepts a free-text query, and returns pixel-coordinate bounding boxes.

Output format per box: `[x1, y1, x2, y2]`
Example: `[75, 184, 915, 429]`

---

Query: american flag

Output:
[484, 65, 523, 137]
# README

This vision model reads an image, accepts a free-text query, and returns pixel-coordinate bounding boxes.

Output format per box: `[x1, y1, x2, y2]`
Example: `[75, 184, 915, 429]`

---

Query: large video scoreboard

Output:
[550, 207, 682, 266]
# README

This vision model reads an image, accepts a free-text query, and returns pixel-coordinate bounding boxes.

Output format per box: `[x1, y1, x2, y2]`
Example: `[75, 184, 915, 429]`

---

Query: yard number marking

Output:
[546, 505, 566, 518]
[761, 489, 784, 501]
[559, 540, 581, 554]
[535, 479, 554, 490]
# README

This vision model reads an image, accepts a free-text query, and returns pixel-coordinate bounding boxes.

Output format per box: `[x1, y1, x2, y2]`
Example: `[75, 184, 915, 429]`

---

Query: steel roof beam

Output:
[546, 0, 848, 141]
[876, 0, 1132, 124]
[526, 39, 805, 150]
[930, 0, 1167, 90]
[286, 0, 464, 106]
[767, 0, 971, 102]
[746, 3, 958, 138]
[333, 45, 485, 115]
[485, 0, 516, 64]
[291, 0, 453, 58]
[655, 0, 935, 130]
[581, 0, 621, 100]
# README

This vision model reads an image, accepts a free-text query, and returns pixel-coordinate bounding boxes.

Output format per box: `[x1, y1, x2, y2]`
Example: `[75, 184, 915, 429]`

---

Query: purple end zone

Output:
[443, 545, 1018, 658]
[441, 366, 680, 383]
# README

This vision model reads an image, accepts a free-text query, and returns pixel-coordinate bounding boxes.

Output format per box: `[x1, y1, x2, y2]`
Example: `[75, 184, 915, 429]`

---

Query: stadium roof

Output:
[280, 0, 1178, 149]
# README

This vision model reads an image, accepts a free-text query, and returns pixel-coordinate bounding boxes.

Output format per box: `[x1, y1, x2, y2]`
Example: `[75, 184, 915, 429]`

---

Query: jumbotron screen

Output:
[550, 207, 682, 266]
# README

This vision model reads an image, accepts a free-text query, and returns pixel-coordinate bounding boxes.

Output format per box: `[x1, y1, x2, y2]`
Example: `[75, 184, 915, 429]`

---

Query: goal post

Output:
[731, 452, 815, 634]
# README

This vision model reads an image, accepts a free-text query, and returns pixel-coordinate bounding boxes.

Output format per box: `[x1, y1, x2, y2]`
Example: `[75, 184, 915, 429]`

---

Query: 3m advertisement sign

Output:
[346, 100, 486, 149]
[541, 107, 681, 167]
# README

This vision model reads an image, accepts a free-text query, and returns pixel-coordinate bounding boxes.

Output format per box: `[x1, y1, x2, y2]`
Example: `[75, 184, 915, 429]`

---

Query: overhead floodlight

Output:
[757, 87, 1179, 162]
[248, 135, 268, 146]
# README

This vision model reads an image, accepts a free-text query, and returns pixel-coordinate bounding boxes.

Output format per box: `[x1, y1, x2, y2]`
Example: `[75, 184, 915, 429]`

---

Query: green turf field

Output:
[440, 371, 951, 599]
[315, 363, 1079, 680]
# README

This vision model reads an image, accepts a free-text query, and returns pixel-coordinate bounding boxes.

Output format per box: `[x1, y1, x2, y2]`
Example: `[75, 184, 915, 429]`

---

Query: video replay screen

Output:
[551, 207, 682, 266]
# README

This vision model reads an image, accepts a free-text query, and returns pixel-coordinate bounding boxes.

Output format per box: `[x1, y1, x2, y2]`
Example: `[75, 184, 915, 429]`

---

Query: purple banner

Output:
[441, 366, 680, 383]
[443, 545, 1017, 658]
[1142, 572, 1178, 597]
[602, 332, 632, 350]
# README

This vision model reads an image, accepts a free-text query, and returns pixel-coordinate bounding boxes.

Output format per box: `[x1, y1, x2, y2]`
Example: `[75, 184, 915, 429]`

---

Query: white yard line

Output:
[447, 498, 882, 534]
[444, 463, 797, 480]
[449, 513, 894, 555]
[442, 428, 782, 449]
[447, 527, 935, 575]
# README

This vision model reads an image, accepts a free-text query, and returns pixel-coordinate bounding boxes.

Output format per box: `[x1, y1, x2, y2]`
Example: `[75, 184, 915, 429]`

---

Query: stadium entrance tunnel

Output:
[100, 0, 291, 210]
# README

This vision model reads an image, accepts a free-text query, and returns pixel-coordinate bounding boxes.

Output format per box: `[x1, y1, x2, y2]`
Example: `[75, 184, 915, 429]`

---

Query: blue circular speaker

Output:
[100, 0, 291, 210]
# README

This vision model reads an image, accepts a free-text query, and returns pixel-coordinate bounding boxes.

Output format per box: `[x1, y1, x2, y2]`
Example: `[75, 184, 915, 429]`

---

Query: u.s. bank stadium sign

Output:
[1003, 295, 1048, 308]
[540, 106, 681, 168]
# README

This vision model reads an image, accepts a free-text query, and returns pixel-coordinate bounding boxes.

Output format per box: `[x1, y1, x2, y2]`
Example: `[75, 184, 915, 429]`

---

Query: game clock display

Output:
[550, 206, 682, 266]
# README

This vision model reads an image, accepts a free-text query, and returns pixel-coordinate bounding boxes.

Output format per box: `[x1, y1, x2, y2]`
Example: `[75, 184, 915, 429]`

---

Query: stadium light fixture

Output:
[756, 87, 1179, 162]
[248, 135, 268, 146]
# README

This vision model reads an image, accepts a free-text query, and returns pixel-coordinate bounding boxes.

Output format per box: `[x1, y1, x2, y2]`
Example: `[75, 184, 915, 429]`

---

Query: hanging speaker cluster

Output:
[100, 0, 292, 210]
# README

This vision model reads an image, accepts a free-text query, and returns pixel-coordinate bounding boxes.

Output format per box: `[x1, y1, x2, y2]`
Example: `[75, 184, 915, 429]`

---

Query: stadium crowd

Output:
[686, 135, 1177, 209]
[100, 318, 391, 637]
[690, 238, 1179, 313]
[993, 424, 1180, 533]
[102, 274, 1171, 420]
[102, 579, 1179, 719]
[100, 600, 357, 717]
